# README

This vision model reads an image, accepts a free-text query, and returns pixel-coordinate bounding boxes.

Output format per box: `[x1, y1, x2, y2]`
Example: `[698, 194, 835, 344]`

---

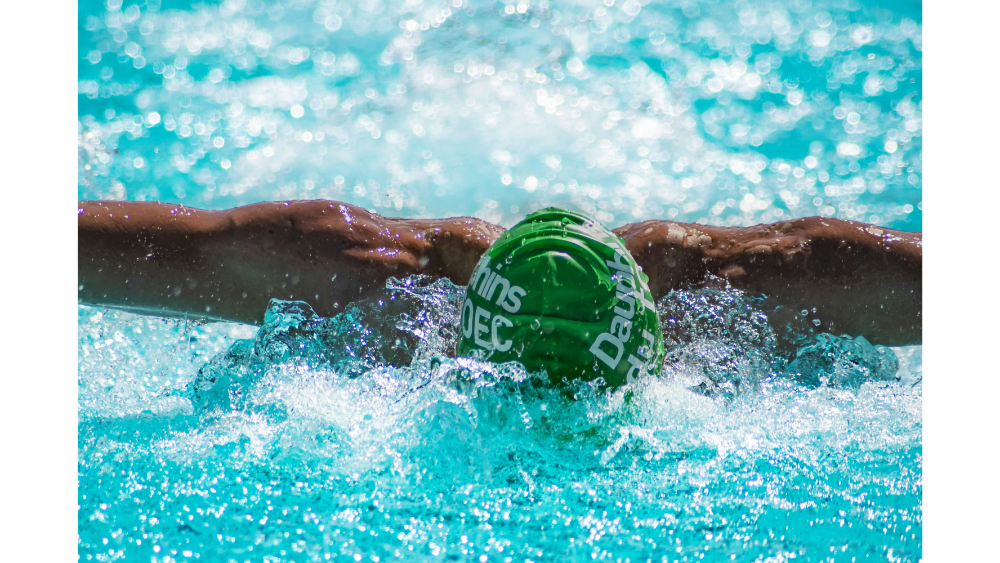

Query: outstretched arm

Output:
[613, 218, 921, 347]
[78, 200, 503, 325]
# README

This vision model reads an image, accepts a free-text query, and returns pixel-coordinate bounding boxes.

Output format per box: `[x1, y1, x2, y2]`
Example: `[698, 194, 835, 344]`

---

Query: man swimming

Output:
[78, 200, 921, 373]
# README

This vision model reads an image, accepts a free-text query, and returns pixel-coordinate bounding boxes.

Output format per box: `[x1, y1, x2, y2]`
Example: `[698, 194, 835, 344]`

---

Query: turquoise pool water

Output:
[78, 0, 922, 561]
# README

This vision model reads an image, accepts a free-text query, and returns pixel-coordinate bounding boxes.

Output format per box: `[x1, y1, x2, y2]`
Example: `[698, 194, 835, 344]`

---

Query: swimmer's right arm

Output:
[78, 200, 504, 325]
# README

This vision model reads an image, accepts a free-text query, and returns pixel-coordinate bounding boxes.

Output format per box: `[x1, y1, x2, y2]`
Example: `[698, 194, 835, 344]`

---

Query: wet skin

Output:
[79, 200, 921, 346]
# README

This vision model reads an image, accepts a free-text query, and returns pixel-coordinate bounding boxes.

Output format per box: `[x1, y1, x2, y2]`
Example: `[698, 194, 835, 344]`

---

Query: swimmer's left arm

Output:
[615, 217, 922, 347]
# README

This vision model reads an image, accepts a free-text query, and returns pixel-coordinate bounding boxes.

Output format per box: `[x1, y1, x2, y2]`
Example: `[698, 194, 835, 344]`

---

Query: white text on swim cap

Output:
[469, 257, 524, 314]
[462, 298, 514, 352]
[589, 248, 658, 384]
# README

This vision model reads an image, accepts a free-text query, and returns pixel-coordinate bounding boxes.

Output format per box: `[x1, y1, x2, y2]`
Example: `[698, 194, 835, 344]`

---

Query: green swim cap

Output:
[456, 208, 664, 389]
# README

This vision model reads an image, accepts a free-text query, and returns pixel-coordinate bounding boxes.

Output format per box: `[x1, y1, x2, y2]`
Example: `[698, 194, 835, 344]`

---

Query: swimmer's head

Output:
[456, 208, 664, 389]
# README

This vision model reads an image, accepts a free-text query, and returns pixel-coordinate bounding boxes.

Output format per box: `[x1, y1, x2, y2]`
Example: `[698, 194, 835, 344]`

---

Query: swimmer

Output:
[79, 200, 921, 365]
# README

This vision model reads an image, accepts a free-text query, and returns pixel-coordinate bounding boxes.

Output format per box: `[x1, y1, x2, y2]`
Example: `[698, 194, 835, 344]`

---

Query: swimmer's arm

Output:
[614, 218, 922, 347]
[78, 200, 503, 325]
